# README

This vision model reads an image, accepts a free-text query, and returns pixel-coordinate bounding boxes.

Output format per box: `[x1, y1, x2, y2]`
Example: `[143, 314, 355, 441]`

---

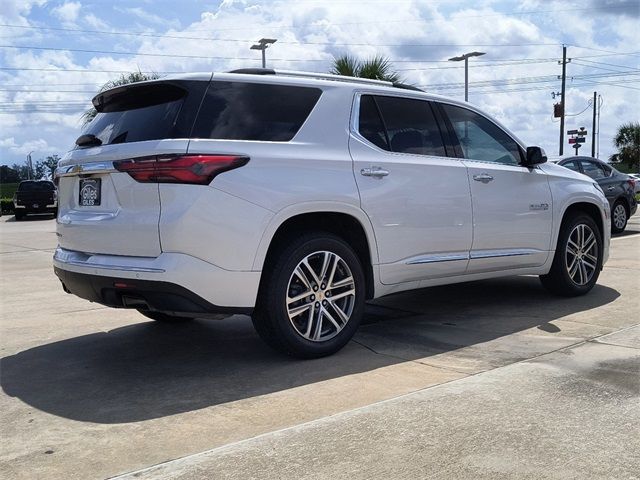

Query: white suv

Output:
[54, 69, 611, 358]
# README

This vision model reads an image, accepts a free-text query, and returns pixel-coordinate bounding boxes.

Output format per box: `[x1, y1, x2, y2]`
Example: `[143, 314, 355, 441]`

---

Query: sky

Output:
[0, 0, 639, 168]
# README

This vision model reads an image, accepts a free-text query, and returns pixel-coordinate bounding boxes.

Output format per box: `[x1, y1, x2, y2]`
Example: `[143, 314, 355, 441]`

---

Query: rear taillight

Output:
[627, 179, 636, 190]
[114, 154, 249, 185]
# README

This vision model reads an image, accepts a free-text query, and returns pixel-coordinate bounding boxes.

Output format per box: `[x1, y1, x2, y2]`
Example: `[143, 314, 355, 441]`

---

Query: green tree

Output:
[609, 122, 640, 171]
[35, 155, 61, 180]
[81, 71, 161, 125]
[10, 163, 32, 181]
[0, 165, 21, 183]
[330, 54, 401, 83]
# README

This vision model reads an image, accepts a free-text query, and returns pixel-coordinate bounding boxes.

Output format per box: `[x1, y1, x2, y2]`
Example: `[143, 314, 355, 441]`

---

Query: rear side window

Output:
[192, 82, 322, 141]
[84, 83, 189, 146]
[358, 95, 446, 157]
[358, 95, 389, 150]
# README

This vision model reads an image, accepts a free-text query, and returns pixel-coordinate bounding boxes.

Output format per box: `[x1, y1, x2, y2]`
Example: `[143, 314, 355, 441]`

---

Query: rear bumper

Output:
[53, 247, 259, 314]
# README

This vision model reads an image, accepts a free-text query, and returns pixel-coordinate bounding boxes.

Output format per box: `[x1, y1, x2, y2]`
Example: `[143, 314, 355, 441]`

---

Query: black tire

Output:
[611, 200, 628, 234]
[252, 233, 366, 359]
[540, 213, 602, 296]
[137, 310, 194, 323]
[14, 211, 24, 221]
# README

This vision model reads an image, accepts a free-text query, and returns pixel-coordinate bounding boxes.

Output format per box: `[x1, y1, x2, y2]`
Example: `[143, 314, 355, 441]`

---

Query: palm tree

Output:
[81, 71, 160, 125]
[609, 122, 640, 172]
[330, 54, 401, 83]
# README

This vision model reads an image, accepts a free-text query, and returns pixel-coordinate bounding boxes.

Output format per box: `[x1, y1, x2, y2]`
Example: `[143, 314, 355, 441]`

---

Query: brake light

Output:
[114, 154, 249, 185]
[627, 179, 636, 190]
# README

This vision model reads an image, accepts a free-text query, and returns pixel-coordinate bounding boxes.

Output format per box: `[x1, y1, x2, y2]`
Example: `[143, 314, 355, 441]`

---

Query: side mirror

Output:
[524, 146, 547, 167]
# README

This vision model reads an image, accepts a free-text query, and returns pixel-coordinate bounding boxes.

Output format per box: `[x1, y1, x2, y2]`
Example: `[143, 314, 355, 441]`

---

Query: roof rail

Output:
[226, 68, 424, 92]
[227, 68, 393, 87]
[273, 70, 393, 87]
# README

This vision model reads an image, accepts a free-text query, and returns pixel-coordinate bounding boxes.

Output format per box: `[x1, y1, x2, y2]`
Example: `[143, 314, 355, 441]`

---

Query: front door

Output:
[439, 103, 553, 273]
[350, 94, 473, 285]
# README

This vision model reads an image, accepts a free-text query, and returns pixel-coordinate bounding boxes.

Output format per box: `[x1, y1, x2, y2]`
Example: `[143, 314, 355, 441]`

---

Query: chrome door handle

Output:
[607, 186, 615, 191]
[473, 173, 494, 183]
[361, 167, 389, 178]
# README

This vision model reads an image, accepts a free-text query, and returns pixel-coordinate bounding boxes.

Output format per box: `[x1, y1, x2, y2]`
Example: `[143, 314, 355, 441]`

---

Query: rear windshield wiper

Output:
[75, 134, 103, 147]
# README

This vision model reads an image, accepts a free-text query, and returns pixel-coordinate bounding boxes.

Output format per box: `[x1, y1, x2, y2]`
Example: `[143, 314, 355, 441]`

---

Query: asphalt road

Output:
[1, 213, 638, 480]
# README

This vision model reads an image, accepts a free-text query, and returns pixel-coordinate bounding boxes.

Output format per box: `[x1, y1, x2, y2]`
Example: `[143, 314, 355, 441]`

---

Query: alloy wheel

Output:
[286, 250, 356, 342]
[613, 204, 627, 230]
[565, 224, 598, 286]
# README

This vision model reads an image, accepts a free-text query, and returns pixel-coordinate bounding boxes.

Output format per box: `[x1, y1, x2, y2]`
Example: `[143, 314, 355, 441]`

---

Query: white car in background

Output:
[54, 69, 611, 358]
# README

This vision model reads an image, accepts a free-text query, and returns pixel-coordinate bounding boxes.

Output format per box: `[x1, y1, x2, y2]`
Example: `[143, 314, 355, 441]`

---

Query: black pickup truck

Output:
[13, 180, 58, 220]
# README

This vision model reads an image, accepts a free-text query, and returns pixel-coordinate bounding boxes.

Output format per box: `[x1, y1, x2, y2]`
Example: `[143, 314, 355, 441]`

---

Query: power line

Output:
[0, 23, 560, 48]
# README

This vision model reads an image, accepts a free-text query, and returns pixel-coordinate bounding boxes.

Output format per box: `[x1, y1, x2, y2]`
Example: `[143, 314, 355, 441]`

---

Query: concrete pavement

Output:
[1, 213, 638, 479]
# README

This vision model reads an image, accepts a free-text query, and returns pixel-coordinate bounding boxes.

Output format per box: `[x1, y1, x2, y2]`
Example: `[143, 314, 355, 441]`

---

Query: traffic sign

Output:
[567, 129, 587, 136]
[568, 137, 586, 144]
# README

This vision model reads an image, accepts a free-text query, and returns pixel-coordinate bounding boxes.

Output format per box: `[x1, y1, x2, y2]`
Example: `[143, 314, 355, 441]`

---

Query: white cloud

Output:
[0, 137, 54, 156]
[51, 1, 82, 24]
[0, 0, 46, 25]
[116, 7, 180, 28]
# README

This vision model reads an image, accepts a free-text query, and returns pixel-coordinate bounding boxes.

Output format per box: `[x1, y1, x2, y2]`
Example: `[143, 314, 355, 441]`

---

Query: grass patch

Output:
[0, 183, 18, 199]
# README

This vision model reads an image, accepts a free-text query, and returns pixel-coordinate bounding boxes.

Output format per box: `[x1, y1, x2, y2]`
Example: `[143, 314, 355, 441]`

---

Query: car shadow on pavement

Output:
[0, 276, 619, 424]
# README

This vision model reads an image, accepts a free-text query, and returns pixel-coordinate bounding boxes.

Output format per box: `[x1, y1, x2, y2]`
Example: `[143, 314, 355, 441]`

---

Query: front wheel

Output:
[540, 213, 602, 296]
[252, 233, 365, 358]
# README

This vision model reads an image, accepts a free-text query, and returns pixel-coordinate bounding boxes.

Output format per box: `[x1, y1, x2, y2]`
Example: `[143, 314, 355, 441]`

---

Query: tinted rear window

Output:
[82, 83, 196, 146]
[19, 181, 55, 191]
[192, 81, 322, 141]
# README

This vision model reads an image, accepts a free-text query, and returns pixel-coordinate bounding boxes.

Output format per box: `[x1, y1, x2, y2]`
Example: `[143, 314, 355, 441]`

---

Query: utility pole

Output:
[250, 38, 277, 68]
[26, 151, 33, 180]
[558, 45, 570, 157]
[591, 91, 597, 157]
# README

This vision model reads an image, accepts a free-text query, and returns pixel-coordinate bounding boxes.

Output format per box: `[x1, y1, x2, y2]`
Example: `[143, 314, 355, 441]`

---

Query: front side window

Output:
[357, 95, 446, 157]
[442, 104, 522, 166]
[579, 160, 607, 179]
[192, 81, 322, 142]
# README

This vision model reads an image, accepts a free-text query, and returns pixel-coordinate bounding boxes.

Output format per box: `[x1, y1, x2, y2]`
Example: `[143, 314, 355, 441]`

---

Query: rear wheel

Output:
[611, 201, 628, 233]
[252, 233, 365, 358]
[14, 211, 24, 221]
[137, 310, 194, 323]
[540, 213, 602, 296]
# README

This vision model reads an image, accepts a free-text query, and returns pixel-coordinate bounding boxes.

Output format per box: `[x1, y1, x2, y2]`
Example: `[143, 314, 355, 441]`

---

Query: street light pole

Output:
[448, 51, 486, 102]
[250, 38, 277, 68]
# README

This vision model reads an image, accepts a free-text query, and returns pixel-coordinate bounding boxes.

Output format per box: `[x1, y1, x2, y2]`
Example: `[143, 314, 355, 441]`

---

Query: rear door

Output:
[56, 79, 209, 257]
[439, 102, 553, 273]
[350, 93, 472, 284]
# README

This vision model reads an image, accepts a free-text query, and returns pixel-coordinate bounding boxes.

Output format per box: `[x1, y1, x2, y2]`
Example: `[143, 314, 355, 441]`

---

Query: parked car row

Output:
[555, 157, 637, 233]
